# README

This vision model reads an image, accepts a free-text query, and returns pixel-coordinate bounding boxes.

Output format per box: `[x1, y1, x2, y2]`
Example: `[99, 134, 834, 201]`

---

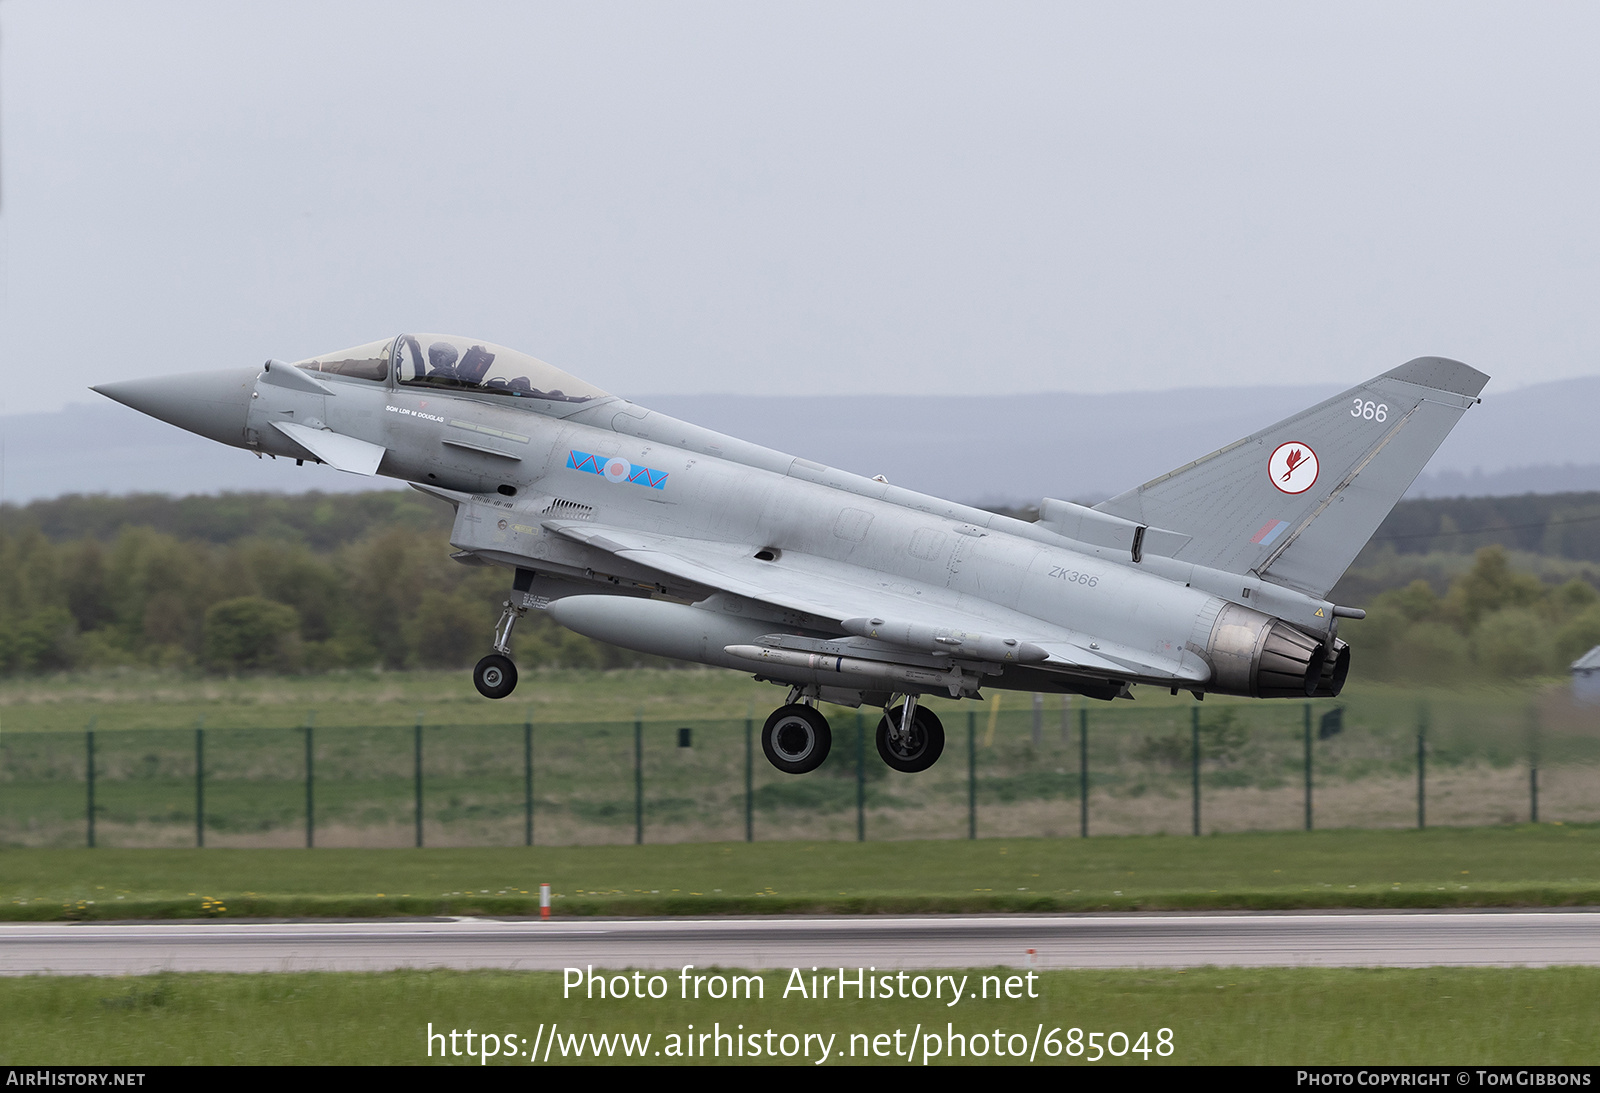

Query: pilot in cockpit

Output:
[394, 332, 602, 403]
[427, 341, 461, 380]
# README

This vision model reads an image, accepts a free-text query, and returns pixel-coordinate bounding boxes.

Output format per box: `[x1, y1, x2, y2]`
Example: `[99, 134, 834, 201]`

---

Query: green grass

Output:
[0, 665, 1574, 736]
[0, 967, 1593, 1064]
[4, 826, 1599, 920]
[0, 667, 784, 732]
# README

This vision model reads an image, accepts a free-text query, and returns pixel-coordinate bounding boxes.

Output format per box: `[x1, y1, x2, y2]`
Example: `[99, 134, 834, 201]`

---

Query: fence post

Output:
[1191, 706, 1201, 836]
[634, 715, 643, 846]
[195, 720, 205, 849]
[967, 710, 976, 840]
[304, 713, 314, 850]
[1529, 703, 1540, 824]
[1416, 704, 1427, 830]
[414, 714, 424, 848]
[85, 722, 96, 849]
[1079, 707, 1088, 838]
[745, 716, 754, 843]
[524, 717, 534, 847]
[856, 711, 865, 843]
[1303, 703, 1312, 832]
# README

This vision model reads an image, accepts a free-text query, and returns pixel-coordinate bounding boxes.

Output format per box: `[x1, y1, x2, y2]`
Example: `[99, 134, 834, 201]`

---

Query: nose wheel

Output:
[473, 653, 518, 699]
[877, 701, 944, 773]
[473, 599, 525, 699]
[761, 704, 832, 774]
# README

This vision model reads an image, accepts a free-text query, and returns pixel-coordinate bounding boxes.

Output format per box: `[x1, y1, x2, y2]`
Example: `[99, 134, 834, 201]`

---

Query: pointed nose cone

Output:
[93, 367, 259, 448]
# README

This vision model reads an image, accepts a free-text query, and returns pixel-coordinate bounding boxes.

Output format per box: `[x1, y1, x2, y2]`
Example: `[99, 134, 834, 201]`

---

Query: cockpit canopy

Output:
[397, 334, 606, 403]
[292, 338, 393, 382]
[291, 334, 607, 405]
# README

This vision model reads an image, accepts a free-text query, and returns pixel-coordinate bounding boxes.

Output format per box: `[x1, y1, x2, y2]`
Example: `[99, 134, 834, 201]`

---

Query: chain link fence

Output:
[3, 695, 1597, 848]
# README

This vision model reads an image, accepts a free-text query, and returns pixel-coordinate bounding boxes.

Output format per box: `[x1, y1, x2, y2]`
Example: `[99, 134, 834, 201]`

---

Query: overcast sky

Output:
[3, 2, 1598, 415]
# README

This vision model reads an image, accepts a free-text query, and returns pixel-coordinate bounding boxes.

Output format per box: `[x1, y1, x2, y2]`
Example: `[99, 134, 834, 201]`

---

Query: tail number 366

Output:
[1351, 399, 1388, 422]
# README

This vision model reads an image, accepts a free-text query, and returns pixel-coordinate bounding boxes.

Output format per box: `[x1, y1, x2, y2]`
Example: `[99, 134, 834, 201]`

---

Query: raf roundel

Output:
[603, 456, 631, 483]
[1268, 441, 1319, 495]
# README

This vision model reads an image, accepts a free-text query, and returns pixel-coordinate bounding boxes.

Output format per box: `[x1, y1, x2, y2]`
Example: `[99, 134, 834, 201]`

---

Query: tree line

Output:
[1361, 490, 1600, 562]
[0, 493, 660, 676]
[1340, 546, 1600, 681]
[4, 491, 1598, 681]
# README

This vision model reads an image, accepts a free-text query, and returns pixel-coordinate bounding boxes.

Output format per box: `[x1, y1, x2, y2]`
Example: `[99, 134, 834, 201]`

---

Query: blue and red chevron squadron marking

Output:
[567, 450, 669, 490]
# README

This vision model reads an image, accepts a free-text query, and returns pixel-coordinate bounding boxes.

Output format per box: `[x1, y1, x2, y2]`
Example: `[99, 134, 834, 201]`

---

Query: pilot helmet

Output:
[427, 342, 460, 373]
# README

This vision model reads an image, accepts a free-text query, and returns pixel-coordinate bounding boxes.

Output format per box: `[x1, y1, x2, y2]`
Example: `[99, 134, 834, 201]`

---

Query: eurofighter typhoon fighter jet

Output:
[94, 337, 1487, 776]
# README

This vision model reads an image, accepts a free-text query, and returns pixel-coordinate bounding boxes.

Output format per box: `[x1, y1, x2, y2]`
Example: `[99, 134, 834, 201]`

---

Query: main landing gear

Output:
[877, 694, 945, 774]
[761, 703, 832, 775]
[473, 600, 524, 700]
[758, 692, 946, 775]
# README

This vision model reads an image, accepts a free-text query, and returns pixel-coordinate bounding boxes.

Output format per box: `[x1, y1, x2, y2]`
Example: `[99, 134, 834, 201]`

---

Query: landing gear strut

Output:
[474, 600, 525, 700]
[877, 695, 945, 773]
[761, 703, 832, 775]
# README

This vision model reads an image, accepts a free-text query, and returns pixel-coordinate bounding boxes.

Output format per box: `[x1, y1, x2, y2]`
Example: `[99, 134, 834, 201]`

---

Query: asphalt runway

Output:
[3, 912, 1598, 976]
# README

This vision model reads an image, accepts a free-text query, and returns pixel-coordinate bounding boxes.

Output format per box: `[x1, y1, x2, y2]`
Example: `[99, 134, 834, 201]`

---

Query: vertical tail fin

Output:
[1094, 357, 1489, 598]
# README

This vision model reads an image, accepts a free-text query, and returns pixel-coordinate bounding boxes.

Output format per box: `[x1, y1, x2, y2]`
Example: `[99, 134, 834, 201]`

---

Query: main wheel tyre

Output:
[761, 704, 832, 774]
[473, 654, 518, 700]
[876, 705, 945, 773]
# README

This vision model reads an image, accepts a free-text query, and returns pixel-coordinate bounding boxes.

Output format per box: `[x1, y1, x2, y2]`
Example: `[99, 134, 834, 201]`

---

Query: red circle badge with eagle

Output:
[1268, 441, 1319, 494]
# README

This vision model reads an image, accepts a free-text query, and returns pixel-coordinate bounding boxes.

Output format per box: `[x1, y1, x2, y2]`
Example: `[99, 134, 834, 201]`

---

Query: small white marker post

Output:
[540, 883, 551, 920]
[1026, 948, 1037, 967]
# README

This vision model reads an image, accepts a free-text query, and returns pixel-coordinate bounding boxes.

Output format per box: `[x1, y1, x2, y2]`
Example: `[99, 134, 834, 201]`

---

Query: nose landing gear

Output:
[474, 600, 525, 700]
[473, 653, 518, 699]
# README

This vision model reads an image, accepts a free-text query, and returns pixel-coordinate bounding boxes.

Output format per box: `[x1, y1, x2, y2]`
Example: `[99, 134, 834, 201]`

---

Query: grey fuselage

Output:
[217, 359, 1339, 705]
[102, 338, 1502, 709]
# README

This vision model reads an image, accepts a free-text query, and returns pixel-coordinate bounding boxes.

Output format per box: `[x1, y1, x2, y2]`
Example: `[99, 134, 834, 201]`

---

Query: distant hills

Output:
[5, 374, 1597, 505]
[644, 376, 1600, 504]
